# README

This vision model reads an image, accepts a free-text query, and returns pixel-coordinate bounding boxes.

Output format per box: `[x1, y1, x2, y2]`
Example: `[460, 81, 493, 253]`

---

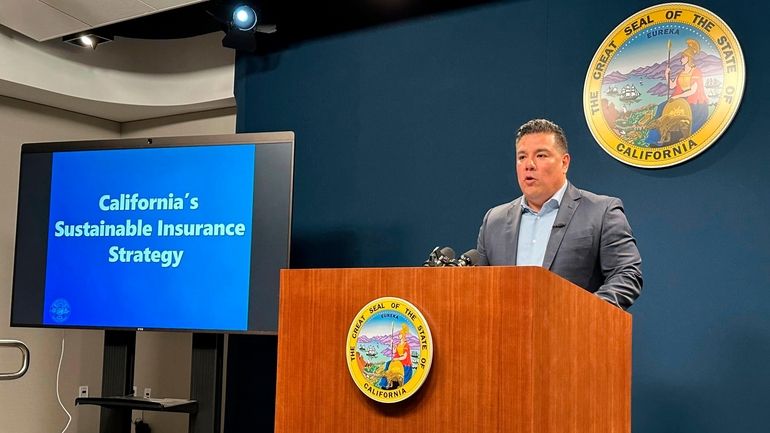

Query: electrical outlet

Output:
[132, 385, 137, 396]
[78, 385, 89, 398]
[143, 387, 152, 398]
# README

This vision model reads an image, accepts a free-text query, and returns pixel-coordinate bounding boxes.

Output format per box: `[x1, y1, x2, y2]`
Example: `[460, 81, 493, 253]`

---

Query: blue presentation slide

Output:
[43, 144, 255, 330]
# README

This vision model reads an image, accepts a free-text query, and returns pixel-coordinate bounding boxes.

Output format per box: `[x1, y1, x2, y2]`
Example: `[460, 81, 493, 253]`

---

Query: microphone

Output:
[423, 246, 456, 267]
[454, 249, 481, 266]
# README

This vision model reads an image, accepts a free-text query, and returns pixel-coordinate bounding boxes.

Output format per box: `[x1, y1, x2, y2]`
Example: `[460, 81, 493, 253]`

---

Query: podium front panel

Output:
[275, 267, 630, 433]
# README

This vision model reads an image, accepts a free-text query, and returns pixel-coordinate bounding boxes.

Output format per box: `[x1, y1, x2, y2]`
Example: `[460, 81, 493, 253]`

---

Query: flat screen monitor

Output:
[11, 132, 294, 333]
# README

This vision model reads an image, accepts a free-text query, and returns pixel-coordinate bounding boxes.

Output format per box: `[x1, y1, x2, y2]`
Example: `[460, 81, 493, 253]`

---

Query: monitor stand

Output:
[99, 330, 136, 433]
[189, 333, 224, 433]
[91, 330, 223, 433]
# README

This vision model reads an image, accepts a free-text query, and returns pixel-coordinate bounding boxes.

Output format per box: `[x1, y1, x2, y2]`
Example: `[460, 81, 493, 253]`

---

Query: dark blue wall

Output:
[234, 1, 770, 431]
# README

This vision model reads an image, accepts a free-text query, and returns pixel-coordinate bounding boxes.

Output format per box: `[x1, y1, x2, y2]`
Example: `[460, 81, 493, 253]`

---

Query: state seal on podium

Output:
[346, 297, 433, 403]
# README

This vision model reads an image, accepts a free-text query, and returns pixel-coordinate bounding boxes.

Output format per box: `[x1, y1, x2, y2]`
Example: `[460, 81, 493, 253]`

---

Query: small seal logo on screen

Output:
[346, 297, 433, 403]
[49, 299, 71, 323]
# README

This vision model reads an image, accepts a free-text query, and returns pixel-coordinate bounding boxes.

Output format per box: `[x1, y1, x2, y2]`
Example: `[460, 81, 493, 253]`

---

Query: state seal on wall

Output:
[583, 3, 744, 168]
[346, 297, 433, 403]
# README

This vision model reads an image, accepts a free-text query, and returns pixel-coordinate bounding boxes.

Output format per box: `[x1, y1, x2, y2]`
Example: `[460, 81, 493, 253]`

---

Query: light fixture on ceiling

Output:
[232, 4, 258, 31]
[220, 3, 277, 52]
[62, 32, 113, 50]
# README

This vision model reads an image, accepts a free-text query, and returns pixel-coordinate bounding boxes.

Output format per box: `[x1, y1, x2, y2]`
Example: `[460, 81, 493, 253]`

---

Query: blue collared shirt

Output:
[516, 182, 568, 266]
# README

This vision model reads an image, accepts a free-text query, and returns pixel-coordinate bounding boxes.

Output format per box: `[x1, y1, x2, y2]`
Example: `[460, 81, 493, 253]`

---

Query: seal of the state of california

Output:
[346, 297, 433, 403]
[583, 3, 744, 168]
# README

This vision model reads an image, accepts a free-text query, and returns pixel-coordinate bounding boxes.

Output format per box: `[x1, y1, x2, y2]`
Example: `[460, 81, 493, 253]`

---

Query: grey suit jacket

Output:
[476, 182, 642, 309]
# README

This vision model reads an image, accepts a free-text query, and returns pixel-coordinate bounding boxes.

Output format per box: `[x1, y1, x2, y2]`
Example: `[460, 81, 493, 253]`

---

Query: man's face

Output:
[515, 132, 570, 211]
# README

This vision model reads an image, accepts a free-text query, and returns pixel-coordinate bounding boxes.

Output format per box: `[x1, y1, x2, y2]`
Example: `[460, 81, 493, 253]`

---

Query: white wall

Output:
[0, 28, 235, 122]
[0, 96, 235, 433]
[121, 107, 236, 138]
[0, 95, 119, 433]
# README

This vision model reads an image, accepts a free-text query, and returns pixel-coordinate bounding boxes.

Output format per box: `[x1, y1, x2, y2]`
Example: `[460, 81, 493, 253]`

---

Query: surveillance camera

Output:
[147, 138, 153, 144]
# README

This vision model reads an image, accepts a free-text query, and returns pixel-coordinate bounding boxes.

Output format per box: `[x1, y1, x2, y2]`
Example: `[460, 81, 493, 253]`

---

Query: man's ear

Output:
[562, 153, 571, 174]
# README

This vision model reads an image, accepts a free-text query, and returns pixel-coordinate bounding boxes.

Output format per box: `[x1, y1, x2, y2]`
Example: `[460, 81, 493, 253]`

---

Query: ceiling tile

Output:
[41, 0, 154, 27]
[141, 0, 205, 10]
[0, 0, 89, 42]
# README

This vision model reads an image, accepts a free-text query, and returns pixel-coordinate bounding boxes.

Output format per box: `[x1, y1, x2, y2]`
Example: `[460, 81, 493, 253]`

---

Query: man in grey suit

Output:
[476, 119, 642, 309]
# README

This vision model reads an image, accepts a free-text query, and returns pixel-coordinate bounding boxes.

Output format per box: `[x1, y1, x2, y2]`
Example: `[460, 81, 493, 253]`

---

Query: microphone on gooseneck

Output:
[454, 249, 482, 267]
[423, 246, 456, 267]
[438, 246, 456, 266]
[423, 247, 441, 266]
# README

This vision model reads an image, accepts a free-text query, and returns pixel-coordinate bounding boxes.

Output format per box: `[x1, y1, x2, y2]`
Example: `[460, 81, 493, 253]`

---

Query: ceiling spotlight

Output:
[62, 32, 113, 50]
[232, 5, 257, 31]
[219, 3, 276, 52]
[80, 36, 95, 47]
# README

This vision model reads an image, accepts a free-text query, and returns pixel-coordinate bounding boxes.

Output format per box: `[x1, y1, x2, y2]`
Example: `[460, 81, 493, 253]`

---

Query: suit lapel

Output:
[507, 198, 523, 264]
[542, 183, 581, 270]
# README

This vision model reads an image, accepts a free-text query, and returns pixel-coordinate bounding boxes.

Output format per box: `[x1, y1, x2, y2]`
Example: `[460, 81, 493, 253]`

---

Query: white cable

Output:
[56, 336, 72, 433]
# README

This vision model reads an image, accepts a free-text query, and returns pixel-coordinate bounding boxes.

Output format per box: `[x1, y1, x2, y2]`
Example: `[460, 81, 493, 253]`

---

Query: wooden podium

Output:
[276, 266, 631, 433]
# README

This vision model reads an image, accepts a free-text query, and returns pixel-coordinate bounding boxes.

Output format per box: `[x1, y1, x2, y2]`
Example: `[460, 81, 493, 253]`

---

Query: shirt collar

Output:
[521, 181, 569, 214]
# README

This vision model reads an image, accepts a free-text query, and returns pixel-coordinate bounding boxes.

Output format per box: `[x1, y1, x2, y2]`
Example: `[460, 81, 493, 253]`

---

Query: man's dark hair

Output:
[515, 119, 569, 154]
